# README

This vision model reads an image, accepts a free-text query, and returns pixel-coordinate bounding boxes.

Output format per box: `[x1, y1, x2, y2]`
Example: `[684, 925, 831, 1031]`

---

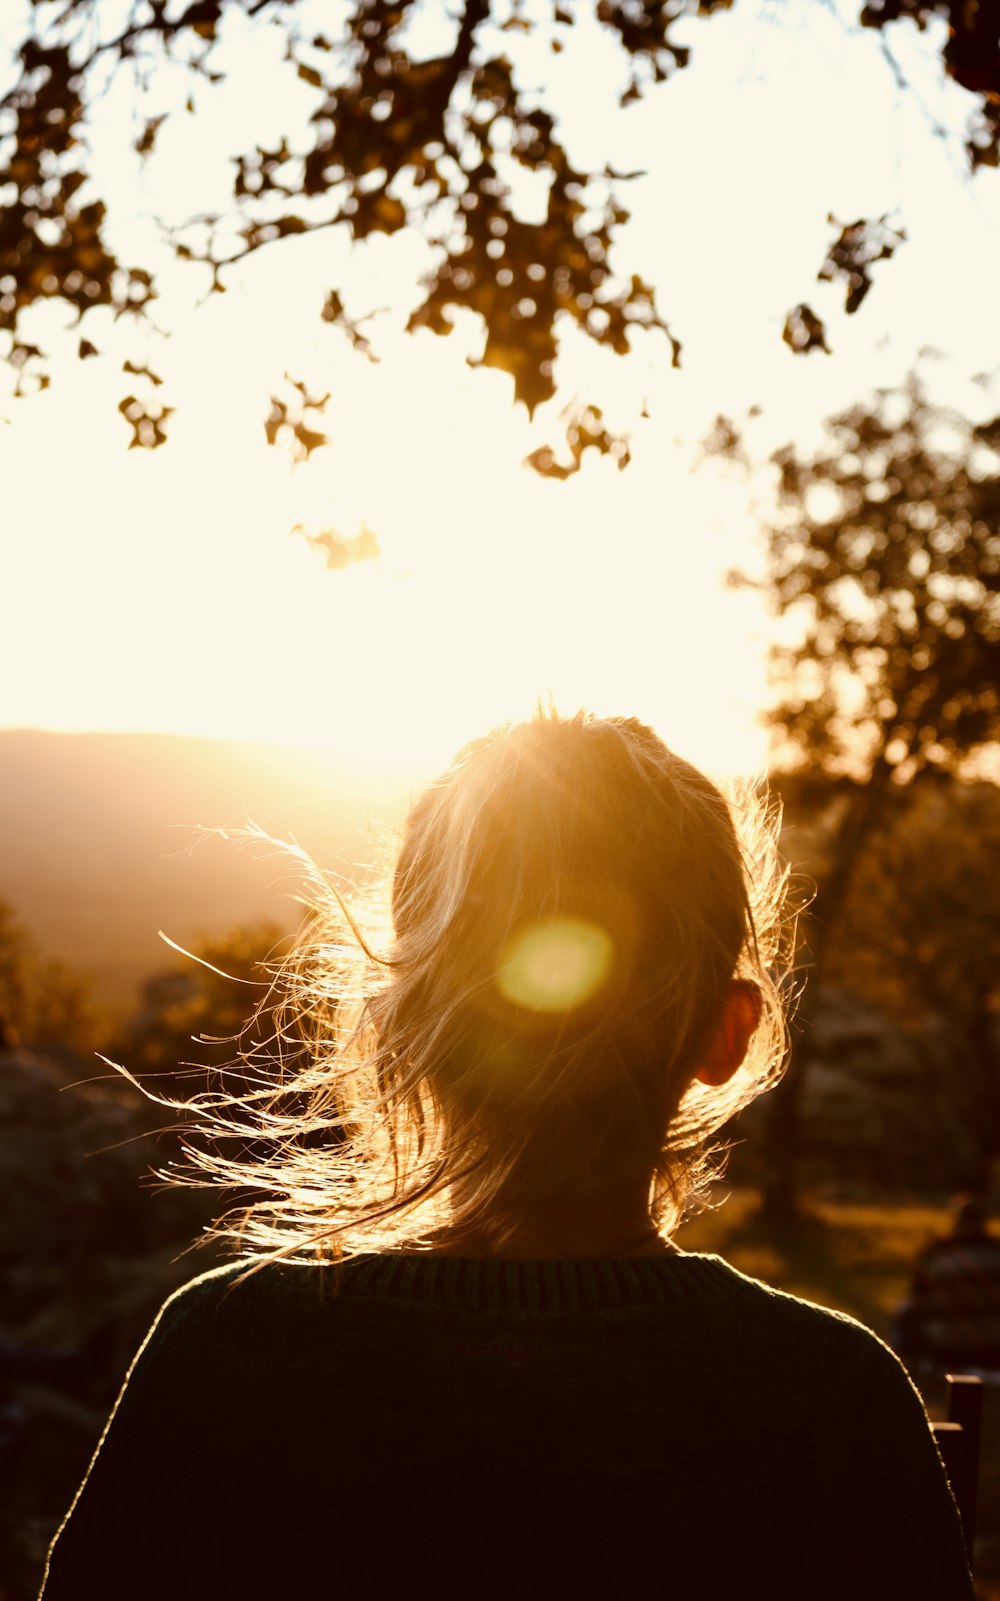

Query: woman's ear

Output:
[694, 981, 763, 1088]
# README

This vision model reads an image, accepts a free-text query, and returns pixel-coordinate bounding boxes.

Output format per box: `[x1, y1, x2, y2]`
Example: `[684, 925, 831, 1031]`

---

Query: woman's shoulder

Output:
[155, 1256, 334, 1331]
[693, 1250, 883, 1334]
[685, 1252, 920, 1399]
[133, 1258, 332, 1364]
[116, 1258, 349, 1409]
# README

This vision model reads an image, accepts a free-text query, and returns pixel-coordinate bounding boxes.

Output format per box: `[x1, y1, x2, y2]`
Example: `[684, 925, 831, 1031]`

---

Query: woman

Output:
[40, 712, 973, 1598]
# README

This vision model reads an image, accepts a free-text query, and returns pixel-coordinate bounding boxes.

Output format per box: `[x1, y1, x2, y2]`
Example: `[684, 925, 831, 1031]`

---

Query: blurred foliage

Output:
[0, 0, 697, 460]
[3, 1, 1000, 462]
[782, 302, 830, 356]
[718, 378, 1000, 1212]
[830, 776, 1000, 1028]
[0, 898, 105, 1053]
[785, 215, 909, 353]
[264, 371, 331, 462]
[818, 213, 906, 316]
[681, 1185, 955, 1335]
[739, 377, 1000, 783]
[120, 918, 291, 1086]
[810, 772, 1000, 1173]
[523, 401, 631, 478]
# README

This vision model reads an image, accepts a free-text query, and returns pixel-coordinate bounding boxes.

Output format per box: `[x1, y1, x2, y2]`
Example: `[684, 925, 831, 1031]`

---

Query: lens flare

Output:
[497, 917, 615, 1015]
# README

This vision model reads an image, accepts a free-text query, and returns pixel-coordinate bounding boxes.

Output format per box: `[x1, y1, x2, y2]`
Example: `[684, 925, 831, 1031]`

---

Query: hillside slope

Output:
[0, 729, 406, 1015]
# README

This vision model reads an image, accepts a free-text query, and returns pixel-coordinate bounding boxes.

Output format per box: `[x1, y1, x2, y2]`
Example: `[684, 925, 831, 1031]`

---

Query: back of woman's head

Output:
[378, 712, 786, 1224]
[167, 710, 793, 1260]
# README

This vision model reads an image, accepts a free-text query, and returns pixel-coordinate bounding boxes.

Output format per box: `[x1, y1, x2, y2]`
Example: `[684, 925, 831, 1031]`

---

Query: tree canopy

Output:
[721, 377, 1000, 1214]
[832, 776, 1000, 1029]
[4, 1, 1000, 467]
[746, 378, 1000, 785]
[0, 897, 102, 1051]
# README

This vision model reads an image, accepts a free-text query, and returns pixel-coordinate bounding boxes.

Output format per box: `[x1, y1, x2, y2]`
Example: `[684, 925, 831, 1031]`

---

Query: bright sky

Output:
[3, 0, 1000, 788]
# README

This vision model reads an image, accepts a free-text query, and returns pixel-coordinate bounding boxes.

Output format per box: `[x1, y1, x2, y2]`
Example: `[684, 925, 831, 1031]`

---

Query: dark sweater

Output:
[40, 1251, 973, 1599]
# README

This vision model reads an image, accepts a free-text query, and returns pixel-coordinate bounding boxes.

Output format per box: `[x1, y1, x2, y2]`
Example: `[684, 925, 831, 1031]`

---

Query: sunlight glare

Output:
[497, 917, 615, 1016]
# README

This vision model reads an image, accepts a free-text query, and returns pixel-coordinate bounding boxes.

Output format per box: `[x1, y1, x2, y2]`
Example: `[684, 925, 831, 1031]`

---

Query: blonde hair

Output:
[151, 711, 795, 1263]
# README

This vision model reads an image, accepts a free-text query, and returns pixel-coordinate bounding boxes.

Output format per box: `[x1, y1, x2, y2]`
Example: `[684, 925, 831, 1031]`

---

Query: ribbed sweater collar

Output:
[331, 1251, 742, 1314]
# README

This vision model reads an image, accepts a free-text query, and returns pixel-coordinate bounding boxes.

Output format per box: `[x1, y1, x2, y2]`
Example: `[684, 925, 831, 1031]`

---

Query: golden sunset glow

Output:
[6, 12, 1000, 1587]
[3, 2, 1000, 792]
[1, 306, 772, 783]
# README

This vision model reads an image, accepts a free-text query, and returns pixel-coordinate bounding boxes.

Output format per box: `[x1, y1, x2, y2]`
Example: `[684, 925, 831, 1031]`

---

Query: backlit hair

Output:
[151, 711, 795, 1262]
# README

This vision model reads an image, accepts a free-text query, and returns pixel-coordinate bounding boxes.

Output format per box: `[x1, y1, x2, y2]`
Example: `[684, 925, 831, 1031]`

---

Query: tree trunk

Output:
[966, 988, 1000, 1193]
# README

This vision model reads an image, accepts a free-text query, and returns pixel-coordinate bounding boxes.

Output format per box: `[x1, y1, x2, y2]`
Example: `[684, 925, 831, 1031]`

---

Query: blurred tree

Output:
[123, 919, 290, 1086]
[0, 898, 32, 1044]
[0, 897, 103, 1052]
[3, 1, 1000, 466]
[28, 956, 103, 1052]
[731, 378, 1000, 1215]
[830, 777, 1000, 1182]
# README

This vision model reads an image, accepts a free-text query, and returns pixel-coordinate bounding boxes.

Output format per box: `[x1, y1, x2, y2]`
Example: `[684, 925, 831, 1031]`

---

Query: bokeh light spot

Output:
[497, 917, 615, 1015]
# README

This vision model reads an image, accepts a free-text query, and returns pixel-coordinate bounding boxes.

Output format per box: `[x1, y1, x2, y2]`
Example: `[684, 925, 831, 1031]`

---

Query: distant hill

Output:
[0, 729, 409, 1018]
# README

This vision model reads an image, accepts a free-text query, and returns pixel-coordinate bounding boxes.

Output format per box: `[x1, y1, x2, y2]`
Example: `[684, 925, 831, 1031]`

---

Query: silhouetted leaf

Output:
[783, 304, 829, 355]
[526, 403, 631, 476]
[135, 115, 166, 159]
[818, 214, 905, 315]
[118, 394, 172, 449]
[320, 290, 378, 361]
[264, 375, 329, 461]
[123, 359, 163, 386]
[968, 99, 1000, 170]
